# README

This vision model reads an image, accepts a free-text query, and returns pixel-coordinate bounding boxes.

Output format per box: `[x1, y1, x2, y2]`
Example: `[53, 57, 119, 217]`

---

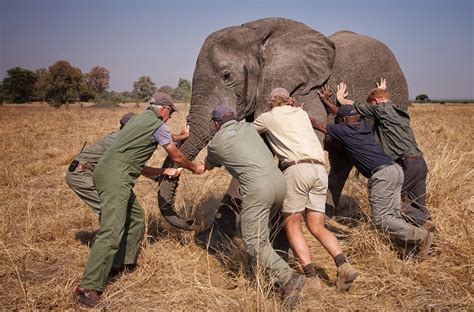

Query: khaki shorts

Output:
[282, 162, 328, 214]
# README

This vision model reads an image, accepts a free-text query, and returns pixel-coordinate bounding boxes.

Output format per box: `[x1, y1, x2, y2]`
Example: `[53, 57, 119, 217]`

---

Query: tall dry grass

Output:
[0, 103, 472, 310]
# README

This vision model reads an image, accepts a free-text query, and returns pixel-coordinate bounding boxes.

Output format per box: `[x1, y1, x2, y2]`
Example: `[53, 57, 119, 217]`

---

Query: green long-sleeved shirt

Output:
[354, 101, 422, 160]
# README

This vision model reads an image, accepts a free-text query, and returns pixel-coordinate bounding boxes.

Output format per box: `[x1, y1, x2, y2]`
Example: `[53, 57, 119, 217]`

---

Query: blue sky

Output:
[1, 0, 472, 99]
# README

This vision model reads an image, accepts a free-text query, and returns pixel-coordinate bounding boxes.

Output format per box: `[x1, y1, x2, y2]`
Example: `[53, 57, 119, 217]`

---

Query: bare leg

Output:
[284, 212, 312, 266]
[306, 210, 343, 258]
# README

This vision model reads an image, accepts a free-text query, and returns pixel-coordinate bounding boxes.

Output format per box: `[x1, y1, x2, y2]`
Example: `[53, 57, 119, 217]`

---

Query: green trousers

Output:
[240, 170, 294, 288]
[66, 168, 101, 215]
[79, 159, 145, 291]
[66, 166, 138, 267]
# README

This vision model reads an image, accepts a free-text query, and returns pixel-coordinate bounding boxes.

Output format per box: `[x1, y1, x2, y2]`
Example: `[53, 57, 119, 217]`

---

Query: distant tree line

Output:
[0, 60, 192, 106]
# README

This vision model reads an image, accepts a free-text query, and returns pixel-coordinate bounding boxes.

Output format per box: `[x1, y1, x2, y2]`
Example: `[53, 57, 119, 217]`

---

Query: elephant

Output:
[157, 17, 409, 248]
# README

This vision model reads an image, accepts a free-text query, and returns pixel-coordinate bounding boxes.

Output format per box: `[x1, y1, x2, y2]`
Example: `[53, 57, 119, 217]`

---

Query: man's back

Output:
[326, 120, 393, 178]
[253, 106, 325, 163]
[354, 101, 421, 159]
[75, 131, 119, 170]
[207, 120, 277, 192]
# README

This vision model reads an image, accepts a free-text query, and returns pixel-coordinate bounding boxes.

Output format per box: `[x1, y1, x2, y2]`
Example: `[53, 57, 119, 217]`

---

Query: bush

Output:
[415, 94, 430, 102]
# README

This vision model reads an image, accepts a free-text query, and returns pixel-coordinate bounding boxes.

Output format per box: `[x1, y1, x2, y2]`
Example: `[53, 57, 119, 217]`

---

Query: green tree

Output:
[1, 67, 37, 103]
[44, 60, 83, 107]
[34, 68, 49, 102]
[132, 76, 156, 100]
[172, 78, 191, 103]
[85, 66, 110, 100]
[0, 82, 4, 104]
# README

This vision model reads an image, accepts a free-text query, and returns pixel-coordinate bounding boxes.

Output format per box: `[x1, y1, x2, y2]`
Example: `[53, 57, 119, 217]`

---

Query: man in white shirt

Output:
[253, 88, 358, 291]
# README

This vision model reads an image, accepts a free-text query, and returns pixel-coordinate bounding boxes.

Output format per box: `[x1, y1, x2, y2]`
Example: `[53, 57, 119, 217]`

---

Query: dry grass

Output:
[0, 102, 472, 310]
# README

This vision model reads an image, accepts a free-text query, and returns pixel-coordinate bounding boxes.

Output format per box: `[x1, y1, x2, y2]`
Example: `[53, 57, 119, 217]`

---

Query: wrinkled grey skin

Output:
[158, 18, 408, 238]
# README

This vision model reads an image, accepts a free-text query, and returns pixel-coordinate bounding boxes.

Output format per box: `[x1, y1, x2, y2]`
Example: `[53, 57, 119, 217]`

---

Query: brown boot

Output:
[282, 273, 307, 310]
[417, 231, 434, 258]
[421, 220, 436, 233]
[302, 263, 330, 281]
[75, 286, 101, 308]
[336, 262, 359, 291]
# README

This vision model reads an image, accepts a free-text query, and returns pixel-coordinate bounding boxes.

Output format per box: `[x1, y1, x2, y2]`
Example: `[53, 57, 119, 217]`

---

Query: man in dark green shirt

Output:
[353, 79, 432, 231]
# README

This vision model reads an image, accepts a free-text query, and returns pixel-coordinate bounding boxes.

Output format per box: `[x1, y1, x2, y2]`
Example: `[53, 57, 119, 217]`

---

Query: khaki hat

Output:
[150, 92, 178, 112]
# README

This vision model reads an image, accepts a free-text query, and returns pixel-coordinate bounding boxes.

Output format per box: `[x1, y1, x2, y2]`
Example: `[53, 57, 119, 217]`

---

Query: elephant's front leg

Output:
[325, 143, 353, 217]
[195, 178, 242, 252]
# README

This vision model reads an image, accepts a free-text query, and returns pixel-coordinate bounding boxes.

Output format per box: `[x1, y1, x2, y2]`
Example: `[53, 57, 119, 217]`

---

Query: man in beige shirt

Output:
[253, 88, 358, 291]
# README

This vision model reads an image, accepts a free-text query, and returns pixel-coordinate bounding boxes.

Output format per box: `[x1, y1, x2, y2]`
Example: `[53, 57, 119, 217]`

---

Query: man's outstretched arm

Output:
[317, 84, 339, 114]
[309, 117, 327, 134]
[162, 142, 204, 174]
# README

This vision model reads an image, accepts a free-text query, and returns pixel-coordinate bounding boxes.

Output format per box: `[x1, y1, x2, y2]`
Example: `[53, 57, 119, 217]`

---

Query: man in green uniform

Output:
[75, 92, 204, 308]
[204, 103, 306, 310]
[357, 79, 433, 230]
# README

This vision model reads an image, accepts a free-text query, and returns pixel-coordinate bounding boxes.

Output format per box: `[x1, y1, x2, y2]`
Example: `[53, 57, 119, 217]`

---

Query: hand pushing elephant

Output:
[157, 17, 409, 247]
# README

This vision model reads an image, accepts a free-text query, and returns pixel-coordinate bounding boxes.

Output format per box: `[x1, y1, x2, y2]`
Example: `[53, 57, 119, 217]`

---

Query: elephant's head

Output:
[158, 18, 336, 229]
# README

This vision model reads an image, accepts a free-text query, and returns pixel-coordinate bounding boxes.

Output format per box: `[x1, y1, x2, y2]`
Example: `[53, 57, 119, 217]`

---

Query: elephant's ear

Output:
[258, 26, 336, 96]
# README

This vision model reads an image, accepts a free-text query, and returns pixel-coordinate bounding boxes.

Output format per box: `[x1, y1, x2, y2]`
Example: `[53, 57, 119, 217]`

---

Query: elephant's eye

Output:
[222, 71, 233, 83]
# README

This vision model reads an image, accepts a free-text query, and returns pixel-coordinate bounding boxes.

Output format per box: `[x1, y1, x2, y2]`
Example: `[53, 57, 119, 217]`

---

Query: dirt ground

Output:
[0, 102, 472, 310]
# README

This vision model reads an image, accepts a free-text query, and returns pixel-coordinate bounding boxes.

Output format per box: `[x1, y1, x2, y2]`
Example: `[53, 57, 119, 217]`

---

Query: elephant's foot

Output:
[195, 201, 240, 253]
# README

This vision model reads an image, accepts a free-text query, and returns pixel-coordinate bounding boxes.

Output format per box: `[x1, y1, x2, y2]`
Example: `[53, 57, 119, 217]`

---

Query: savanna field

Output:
[0, 102, 472, 310]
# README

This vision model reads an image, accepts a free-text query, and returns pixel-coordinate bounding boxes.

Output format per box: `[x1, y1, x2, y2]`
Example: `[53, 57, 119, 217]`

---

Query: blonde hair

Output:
[367, 88, 390, 103]
[269, 95, 291, 109]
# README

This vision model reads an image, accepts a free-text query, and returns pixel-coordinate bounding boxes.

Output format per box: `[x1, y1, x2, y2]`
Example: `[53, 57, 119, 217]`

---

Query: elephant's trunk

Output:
[158, 91, 216, 230]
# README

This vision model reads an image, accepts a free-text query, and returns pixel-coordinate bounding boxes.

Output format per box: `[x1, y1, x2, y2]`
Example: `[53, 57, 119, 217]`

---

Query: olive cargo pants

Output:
[66, 168, 101, 215]
[80, 159, 145, 291]
[66, 166, 139, 267]
[240, 170, 294, 288]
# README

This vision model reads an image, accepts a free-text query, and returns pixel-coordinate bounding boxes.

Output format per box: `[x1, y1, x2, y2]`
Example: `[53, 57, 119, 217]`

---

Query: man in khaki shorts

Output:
[253, 88, 358, 291]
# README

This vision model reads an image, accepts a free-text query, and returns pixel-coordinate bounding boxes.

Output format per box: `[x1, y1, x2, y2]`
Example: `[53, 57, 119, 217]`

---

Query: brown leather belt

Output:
[280, 159, 323, 171]
[406, 155, 424, 161]
[370, 162, 395, 177]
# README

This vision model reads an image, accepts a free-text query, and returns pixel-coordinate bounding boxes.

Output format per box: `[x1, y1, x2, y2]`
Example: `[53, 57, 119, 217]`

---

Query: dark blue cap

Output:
[211, 103, 236, 121]
[336, 105, 358, 117]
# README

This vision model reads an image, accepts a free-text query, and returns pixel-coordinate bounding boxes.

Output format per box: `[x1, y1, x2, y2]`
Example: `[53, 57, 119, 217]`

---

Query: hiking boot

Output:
[302, 263, 330, 281]
[417, 231, 434, 258]
[421, 220, 436, 233]
[282, 273, 306, 310]
[336, 262, 358, 291]
[109, 263, 138, 279]
[75, 286, 101, 308]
